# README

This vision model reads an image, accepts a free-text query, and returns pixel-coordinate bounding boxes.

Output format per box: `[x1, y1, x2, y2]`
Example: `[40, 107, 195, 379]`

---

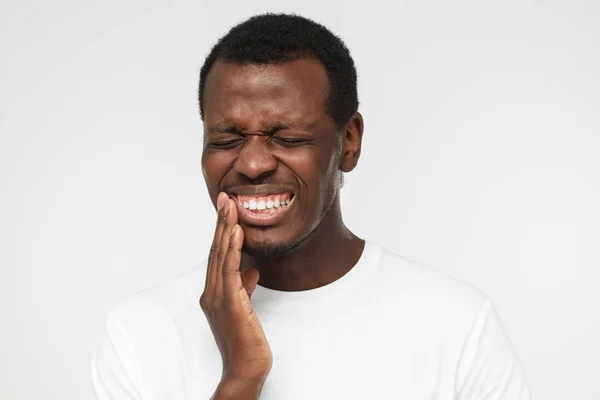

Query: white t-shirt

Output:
[92, 241, 530, 399]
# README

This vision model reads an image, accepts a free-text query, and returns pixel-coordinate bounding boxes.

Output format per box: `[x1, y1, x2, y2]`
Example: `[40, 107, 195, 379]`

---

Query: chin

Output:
[242, 229, 307, 259]
[243, 238, 294, 258]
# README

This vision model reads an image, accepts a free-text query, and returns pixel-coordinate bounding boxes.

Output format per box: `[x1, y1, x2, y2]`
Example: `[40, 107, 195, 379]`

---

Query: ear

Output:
[339, 112, 364, 173]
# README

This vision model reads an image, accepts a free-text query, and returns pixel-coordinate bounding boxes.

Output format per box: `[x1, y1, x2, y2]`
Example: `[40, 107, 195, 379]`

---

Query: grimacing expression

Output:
[201, 58, 346, 256]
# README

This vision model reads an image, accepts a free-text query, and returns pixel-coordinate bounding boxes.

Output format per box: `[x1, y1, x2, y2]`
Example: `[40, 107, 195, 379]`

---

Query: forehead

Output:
[203, 58, 329, 126]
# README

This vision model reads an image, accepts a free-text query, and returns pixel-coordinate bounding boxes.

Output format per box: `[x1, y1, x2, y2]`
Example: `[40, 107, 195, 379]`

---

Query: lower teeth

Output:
[255, 205, 284, 213]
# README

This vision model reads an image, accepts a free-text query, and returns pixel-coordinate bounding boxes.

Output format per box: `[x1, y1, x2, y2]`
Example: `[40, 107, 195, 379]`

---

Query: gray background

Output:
[1, 0, 599, 399]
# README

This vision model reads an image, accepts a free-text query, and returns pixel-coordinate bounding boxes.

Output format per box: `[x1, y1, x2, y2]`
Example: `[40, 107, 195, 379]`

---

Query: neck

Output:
[240, 198, 365, 291]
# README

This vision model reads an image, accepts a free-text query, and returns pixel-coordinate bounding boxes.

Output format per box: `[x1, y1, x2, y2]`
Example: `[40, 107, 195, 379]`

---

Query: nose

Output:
[232, 135, 278, 180]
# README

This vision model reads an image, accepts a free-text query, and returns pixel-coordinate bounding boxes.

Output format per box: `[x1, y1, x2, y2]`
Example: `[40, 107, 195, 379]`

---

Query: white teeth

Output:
[239, 196, 292, 211]
[248, 199, 257, 210]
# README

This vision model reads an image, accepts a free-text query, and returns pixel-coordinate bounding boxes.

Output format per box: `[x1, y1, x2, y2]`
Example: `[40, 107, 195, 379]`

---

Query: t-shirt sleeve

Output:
[455, 299, 531, 400]
[91, 310, 143, 400]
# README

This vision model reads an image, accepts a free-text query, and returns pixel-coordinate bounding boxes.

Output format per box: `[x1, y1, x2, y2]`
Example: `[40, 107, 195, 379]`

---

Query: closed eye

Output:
[208, 139, 243, 149]
[272, 137, 310, 146]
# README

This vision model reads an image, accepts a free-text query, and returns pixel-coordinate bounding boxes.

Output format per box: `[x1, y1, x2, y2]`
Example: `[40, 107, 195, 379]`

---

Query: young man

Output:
[92, 13, 530, 400]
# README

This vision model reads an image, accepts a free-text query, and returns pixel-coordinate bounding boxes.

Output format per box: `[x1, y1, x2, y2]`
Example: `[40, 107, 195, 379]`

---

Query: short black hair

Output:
[198, 13, 359, 128]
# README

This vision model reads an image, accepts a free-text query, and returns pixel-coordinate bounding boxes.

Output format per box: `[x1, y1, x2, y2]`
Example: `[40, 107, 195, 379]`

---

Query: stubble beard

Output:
[242, 226, 316, 259]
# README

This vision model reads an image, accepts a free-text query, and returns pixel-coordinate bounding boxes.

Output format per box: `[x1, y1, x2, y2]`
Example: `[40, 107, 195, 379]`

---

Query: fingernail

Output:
[224, 199, 231, 216]
[217, 192, 226, 211]
[231, 225, 239, 236]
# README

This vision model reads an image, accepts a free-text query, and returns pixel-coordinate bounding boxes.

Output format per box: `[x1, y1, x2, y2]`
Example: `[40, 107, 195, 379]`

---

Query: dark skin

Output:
[200, 58, 364, 398]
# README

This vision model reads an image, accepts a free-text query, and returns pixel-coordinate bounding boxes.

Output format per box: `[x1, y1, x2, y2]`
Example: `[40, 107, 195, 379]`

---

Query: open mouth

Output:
[231, 192, 296, 226]
[236, 192, 294, 212]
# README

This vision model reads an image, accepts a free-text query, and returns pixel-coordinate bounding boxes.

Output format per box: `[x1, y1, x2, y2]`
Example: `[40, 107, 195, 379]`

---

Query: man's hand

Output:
[200, 192, 273, 398]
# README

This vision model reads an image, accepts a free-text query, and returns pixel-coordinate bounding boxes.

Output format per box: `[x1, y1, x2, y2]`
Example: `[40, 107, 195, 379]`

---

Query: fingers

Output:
[240, 267, 260, 299]
[222, 223, 244, 298]
[204, 192, 230, 294]
[214, 198, 239, 298]
[216, 199, 236, 270]
[204, 192, 243, 302]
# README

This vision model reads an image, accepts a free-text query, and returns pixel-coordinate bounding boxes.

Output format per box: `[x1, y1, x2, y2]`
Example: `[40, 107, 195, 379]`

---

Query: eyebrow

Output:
[207, 124, 239, 134]
[207, 121, 316, 135]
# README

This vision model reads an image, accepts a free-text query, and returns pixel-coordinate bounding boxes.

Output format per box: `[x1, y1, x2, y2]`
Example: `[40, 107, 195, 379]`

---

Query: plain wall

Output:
[1, 0, 599, 399]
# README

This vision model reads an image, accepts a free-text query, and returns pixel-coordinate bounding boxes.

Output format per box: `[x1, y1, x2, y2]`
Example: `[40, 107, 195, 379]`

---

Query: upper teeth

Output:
[241, 196, 291, 210]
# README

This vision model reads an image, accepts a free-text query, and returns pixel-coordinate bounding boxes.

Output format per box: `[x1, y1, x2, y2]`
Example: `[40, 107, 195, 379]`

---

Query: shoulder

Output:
[367, 244, 530, 398]
[105, 263, 207, 338]
[368, 241, 490, 324]
[92, 263, 213, 398]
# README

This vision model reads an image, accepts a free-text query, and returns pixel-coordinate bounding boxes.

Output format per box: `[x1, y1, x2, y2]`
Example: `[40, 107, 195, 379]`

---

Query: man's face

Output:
[201, 58, 342, 256]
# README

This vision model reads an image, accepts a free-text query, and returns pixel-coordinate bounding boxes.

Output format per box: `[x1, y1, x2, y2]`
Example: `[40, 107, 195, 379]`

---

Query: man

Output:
[92, 13, 530, 400]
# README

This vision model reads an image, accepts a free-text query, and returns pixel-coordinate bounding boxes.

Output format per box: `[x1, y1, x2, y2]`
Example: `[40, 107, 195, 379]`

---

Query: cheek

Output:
[201, 152, 233, 191]
[316, 146, 342, 208]
[277, 147, 324, 183]
[278, 147, 336, 204]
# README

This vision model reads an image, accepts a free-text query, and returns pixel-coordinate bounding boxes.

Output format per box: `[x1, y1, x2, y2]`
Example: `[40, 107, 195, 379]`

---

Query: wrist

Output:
[211, 377, 266, 400]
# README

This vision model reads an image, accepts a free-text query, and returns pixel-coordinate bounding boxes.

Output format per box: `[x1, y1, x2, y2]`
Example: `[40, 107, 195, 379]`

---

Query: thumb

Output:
[240, 267, 260, 298]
